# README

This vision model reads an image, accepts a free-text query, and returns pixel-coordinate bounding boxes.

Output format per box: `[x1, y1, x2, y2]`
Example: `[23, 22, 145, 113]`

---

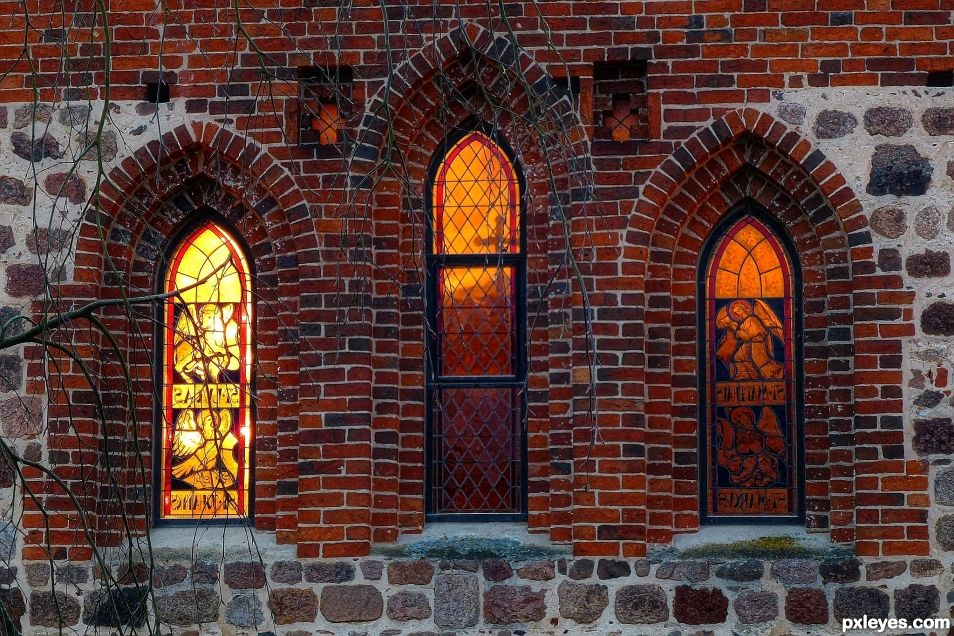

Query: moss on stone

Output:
[668, 535, 851, 560]
[373, 536, 568, 562]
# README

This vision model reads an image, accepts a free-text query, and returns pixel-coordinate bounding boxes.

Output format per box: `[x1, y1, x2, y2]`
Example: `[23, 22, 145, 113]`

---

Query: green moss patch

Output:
[374, 536, 569, 562]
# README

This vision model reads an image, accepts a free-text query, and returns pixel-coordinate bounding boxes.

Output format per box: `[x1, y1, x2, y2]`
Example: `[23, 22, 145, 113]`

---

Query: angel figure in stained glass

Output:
[715, 299, 785, 380]
[174, 303, 241, 383]
[717, 406, 786, 487]
[171, 408, 240, 490]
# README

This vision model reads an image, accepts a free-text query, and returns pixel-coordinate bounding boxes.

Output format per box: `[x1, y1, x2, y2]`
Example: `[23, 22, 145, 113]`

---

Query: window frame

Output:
[696, 200, 806, 526]
[152, 213, 257, 527]
[423, 123, 529, 522]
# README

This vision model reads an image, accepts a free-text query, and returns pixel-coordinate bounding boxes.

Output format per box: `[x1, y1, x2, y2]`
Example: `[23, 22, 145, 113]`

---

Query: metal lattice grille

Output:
[427, 130, 525, 517]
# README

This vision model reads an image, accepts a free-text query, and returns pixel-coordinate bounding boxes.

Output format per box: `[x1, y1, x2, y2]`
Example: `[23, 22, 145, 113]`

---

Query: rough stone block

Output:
[154, 589, 219, 625]
[656, 560, 709, 583]
[864, 106, 913, 136]
[869, 204, 907, 238]
[225, 592, 263, 628]
[833, 586, 889, 621]
[267, 588, 318, 625]
[387, 590, 431, 621]
[913, 418, 954, 455]
[714, 559, 763, 582]
[223, 562, 265, 589]
[615, 584, 668, 624]
[434, 574, 478, 629]
[813, 109, 857, 138]
[865, 560, 906, 581]
[558, 581, 607, 624]
[867, 144, 932, 196]
[937, 515, 954, 550]
[820, 557, 861, 584]
[734, 589, 777, 624]
[597, 558, 631, 579]
[516, 560, 554, 581]
[483, 585, 546, 624]
[672, 586, 727, 625]
[0, 178, 30, 206]
[388, 559, 434, 585]
[270, 561, 302, 584]
[304, 561, 354, 583]
[31, 591, 80, 627]
[923, 107, 954, 135]
[568, 558, 593, 580]
[785, 588, 828, 625]
[894, 584, 939, 622]
[922, 303, 954, 336]
[320, 585, 383, 623]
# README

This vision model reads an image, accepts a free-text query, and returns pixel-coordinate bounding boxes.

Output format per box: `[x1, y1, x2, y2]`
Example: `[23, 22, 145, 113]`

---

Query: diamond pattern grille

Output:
[433, 132, 518, 255]
[431, 387, 520, 513]
[428, 131, 524, 516]
[438, 266, 514, 376]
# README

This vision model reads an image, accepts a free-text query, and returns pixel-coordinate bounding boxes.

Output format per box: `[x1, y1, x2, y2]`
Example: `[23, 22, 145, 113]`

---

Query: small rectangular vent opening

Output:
[592, 60, 649, 142]
[145, 82, 170, 104]
[926, 70, 954, 87]
[297, 66, 354, 146]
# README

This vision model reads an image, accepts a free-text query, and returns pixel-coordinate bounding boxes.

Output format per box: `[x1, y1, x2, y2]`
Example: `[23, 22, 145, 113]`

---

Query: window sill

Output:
[148, 523, 295, 562]
[375, 521, 570, 561]
[655, 524, 848, 561]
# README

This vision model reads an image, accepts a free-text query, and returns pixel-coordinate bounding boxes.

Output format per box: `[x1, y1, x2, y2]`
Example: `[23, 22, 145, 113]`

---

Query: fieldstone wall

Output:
[6, 550, 954, 635]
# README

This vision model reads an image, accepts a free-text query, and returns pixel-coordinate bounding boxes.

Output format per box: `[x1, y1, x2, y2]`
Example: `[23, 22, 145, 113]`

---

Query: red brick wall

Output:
[5, 2, 946, 560]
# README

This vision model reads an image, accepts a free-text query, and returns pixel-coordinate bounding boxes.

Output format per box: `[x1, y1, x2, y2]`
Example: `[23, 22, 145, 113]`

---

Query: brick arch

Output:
[356, 23, 591, 546]
[33, 123, 306, 555]
[621, 109, 923, 557]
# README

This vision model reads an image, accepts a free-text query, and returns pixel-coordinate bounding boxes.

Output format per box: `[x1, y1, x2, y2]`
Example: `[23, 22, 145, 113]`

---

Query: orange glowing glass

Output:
[432, 131, 519, 256]
[428, 131, 524, 515]
[161, 223, 252, 520]
[704, 216, 798, 519]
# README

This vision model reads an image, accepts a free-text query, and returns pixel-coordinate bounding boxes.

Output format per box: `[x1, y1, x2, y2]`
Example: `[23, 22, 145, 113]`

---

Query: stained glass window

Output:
[427, 131, 525, 516]
[160, 222, 253, 520]
[702, 216, 799, 520]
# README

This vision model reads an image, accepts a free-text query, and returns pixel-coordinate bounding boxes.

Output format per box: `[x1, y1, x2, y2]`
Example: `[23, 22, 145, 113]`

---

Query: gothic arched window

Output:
[699, 209, 803, 522]
[158, 221, 253, 521]
[426, 129, 526, 518]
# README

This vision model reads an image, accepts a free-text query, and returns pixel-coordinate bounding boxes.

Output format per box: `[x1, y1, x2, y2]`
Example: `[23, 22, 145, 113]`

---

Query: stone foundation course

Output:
[19, 553, 954, 635]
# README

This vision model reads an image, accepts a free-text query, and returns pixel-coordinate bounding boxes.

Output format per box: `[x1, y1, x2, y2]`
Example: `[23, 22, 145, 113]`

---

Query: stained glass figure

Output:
[703, 216, 798, 518]
[160, 222, 252, 520]
[428, 131, 524, 516]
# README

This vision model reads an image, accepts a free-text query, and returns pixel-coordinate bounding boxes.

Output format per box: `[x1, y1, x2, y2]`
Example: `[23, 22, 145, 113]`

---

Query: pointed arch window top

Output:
[710, 218, 790, 300]
[432, 131, 520, 256]
[703, 214, 799, 520]
[160, 222, 253, 521]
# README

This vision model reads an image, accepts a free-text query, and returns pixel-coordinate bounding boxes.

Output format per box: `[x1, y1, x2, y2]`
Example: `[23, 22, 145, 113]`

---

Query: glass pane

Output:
[705, 217, 797, 517]
[162, 224, 252, 520]
[438, 266, 514, 377]
[431, 386, 520, 514]
[432, 132, 519, 255]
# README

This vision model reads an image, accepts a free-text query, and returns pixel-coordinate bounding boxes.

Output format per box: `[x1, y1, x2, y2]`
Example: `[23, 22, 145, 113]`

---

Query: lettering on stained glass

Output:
[704, 217, 798, 518]
[161, 223, 252, 520]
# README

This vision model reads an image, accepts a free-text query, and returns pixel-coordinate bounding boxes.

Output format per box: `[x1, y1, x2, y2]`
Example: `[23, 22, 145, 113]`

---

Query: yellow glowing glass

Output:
[161, 223, 253, 520]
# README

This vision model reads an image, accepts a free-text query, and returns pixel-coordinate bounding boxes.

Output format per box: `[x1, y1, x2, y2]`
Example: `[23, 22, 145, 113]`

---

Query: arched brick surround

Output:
[622, 108, 924, 557]
[351, 22, 593, 546]
[26, 123, 307, 557]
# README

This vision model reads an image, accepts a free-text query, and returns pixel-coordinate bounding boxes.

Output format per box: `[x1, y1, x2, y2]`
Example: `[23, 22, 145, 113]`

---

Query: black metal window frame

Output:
[423, 123, 529, 522]
[152, 211, 257, 527]
[696, 199, 806, 526]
